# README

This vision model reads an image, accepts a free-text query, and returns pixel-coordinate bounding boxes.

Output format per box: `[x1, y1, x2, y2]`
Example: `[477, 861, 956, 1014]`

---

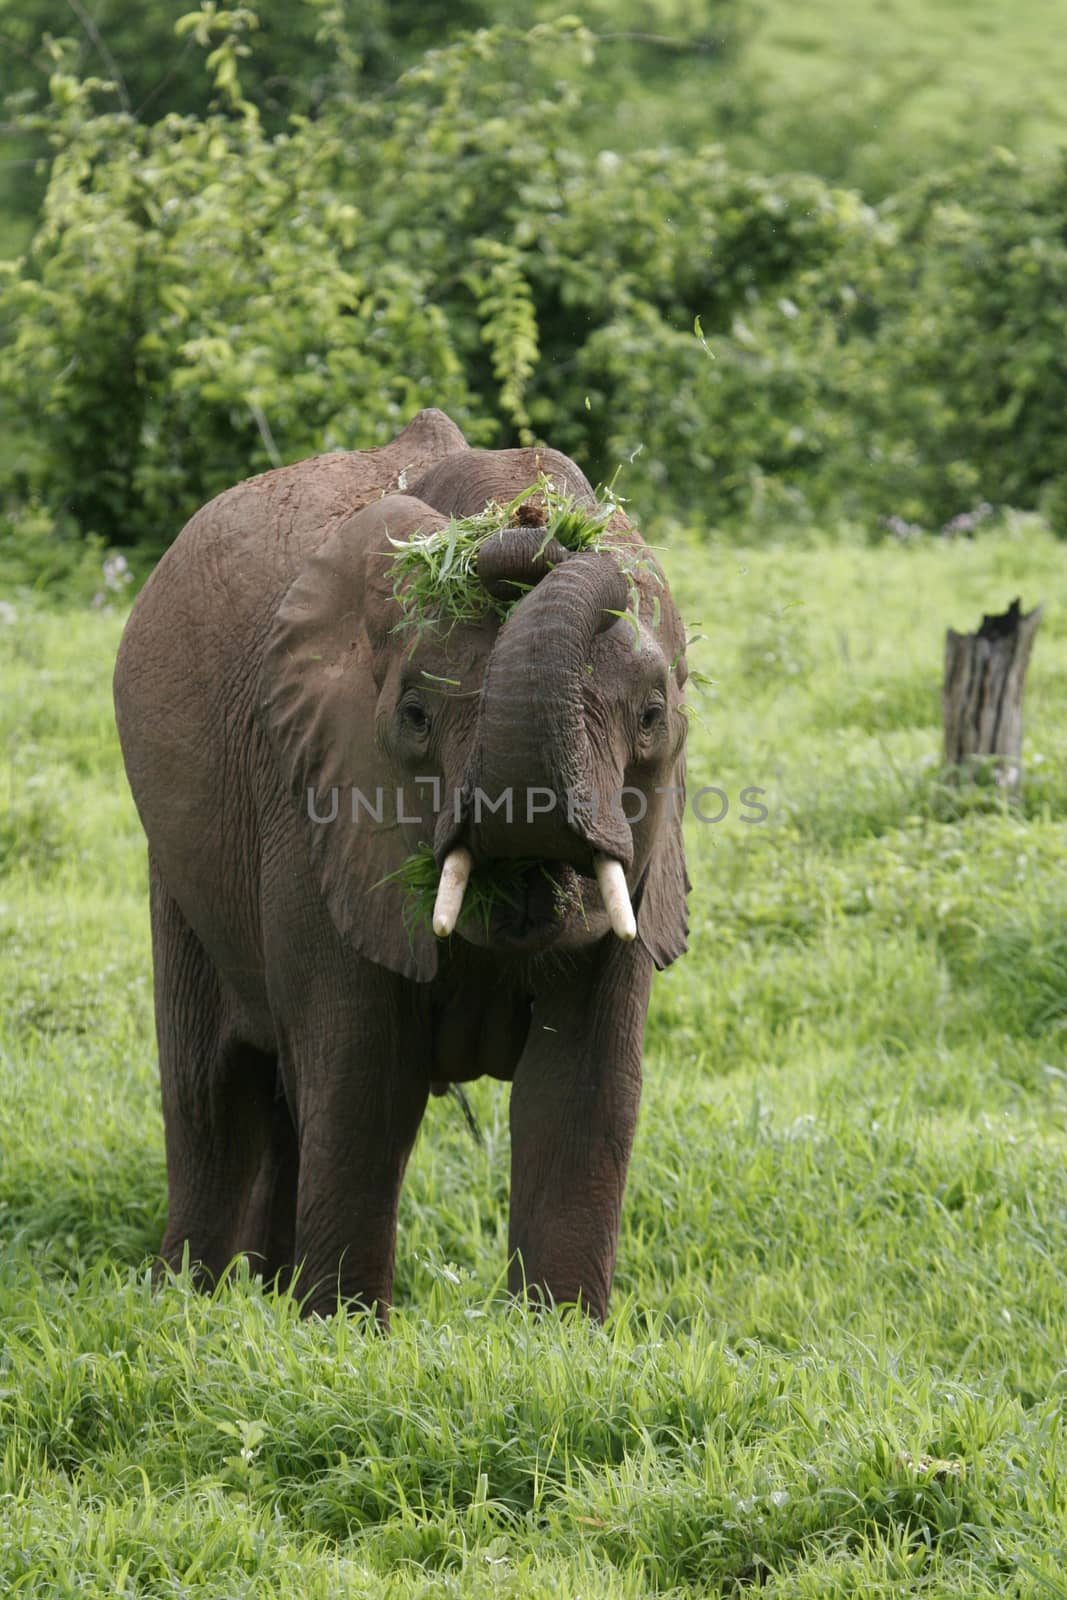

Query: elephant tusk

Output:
[594, 854, 637, 942]
[433, 847, 473, 938]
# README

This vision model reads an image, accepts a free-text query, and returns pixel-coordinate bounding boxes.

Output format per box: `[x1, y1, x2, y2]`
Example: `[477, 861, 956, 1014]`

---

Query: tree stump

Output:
[943, 598, 1043, 792]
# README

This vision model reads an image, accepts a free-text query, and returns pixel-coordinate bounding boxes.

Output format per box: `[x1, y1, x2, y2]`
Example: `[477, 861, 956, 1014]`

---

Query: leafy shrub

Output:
[520, 152, 877, 518]
[872, 153, 1067, 524]
[616, 147, 1067, 534]
[0, 0, 492, 222]
[1, 24, 482, 549]
[0, 501, 112, 598]
[4, 13, 1066, 549]
[751, 150, 1067, 529]
[0, 0, 752, 228]
[0, 16, 872, 545]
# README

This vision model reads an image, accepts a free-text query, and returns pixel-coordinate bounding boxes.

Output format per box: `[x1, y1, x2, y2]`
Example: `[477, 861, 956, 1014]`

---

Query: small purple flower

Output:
[942, 502, 994, 537]
[102, 553, 133, 591]
[882, 515, 922, 542]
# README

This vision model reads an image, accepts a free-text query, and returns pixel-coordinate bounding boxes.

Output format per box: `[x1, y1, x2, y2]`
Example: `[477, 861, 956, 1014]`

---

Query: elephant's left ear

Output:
[258, 496, 448, 984]
[635, 754, 690, 969]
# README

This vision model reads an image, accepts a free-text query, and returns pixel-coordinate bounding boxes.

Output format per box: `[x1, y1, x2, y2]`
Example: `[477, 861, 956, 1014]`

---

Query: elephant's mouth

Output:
[432, 847, 636, 951]
[485, 860, 582, 950]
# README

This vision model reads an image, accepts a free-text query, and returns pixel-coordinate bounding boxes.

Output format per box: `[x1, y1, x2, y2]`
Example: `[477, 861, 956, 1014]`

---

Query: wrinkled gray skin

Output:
[114, 410, 689, 1323]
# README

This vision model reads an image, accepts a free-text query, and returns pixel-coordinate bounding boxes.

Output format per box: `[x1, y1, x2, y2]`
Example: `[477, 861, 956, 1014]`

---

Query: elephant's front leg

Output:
[508, 939, 653, 1321]
[276, 961, 430, 1323]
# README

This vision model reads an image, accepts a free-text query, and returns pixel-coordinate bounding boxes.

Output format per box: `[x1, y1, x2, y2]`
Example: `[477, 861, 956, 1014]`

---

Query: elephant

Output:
[113, 408, 689, 1323]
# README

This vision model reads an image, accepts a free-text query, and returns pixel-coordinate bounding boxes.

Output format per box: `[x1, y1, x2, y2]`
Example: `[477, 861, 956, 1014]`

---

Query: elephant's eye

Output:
[399, 699, 431, 738]
[640, 699, 666, 735]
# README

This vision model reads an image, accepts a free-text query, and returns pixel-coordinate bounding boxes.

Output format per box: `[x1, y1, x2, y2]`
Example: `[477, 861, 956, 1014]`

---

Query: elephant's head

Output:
[259, 445, 689, 981]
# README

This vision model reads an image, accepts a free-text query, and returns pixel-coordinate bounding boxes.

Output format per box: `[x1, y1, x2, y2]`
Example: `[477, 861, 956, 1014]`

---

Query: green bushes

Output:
[563, 146, 1067, 535]
[759, 151, 1067, 531]
[875, 155, 1067, 527]
[2, 13, 1066, 549]
[1, 55, 481, 549]
[0, 18, 864, 546]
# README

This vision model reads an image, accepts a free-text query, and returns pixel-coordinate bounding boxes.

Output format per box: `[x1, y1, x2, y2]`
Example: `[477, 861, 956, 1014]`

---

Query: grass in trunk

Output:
[388, 473, 618, 639]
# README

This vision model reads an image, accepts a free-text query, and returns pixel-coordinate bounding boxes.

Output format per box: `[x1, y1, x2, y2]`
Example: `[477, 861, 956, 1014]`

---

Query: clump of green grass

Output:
[378, 845, 585, 936]
[377, 845, 539, 935]
[389, 473, 618, 638]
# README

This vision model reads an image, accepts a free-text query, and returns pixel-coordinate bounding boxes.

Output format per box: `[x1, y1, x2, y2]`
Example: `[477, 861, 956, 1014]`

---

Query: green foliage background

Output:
[2, 0, 1067, 557]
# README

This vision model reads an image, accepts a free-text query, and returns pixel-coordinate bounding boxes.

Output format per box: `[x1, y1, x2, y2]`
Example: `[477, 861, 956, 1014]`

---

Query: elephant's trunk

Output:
[453, 546, 634, 870]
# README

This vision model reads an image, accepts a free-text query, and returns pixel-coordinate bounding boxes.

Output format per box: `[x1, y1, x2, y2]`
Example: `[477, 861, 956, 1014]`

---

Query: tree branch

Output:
[65, 0, 131, 112]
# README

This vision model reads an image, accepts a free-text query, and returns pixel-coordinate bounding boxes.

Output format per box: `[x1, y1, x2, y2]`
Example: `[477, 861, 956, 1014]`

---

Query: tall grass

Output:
[2, 523, 1067, 1593]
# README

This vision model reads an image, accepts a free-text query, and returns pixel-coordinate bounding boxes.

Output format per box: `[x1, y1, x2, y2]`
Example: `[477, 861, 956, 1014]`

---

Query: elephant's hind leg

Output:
[150, 861, 278, 1286]
[242, 1080, 299, 1288]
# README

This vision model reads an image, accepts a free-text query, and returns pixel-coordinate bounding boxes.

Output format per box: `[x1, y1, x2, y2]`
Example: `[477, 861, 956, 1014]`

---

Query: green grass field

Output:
[3, 522, 1067, 1594]
[567, 0, 1067, 200]
[731, 0, 1067, 195]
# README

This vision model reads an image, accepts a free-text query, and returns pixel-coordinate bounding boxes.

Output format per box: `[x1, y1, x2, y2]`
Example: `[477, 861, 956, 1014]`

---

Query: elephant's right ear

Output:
[258, 496, 449, 984]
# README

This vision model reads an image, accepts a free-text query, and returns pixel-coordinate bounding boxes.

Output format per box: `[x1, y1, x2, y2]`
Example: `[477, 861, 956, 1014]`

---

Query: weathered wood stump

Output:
[943, 598, 1043, 792]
